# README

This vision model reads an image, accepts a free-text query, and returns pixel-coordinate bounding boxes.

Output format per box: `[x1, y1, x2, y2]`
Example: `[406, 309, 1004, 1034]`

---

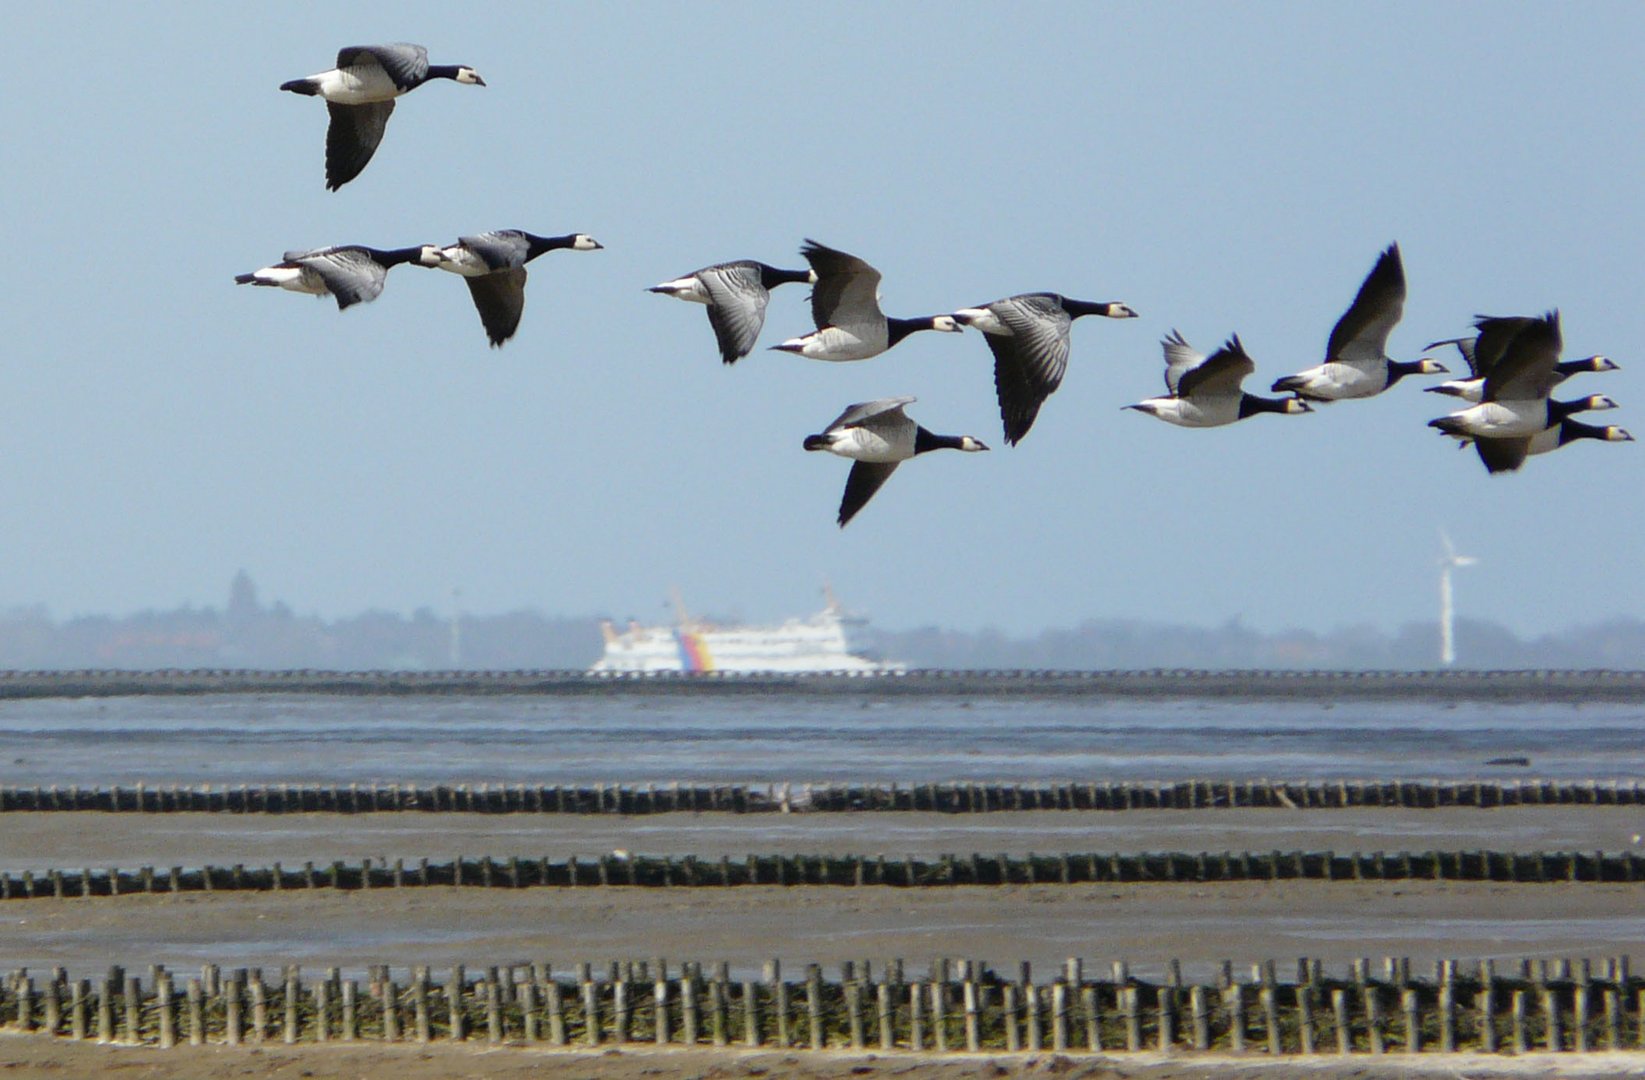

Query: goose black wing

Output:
[293, 246, 389, 310]
[1177, 335, 1255, 399]
[1481, 312, 1561, 402]
[459, 231, 531, 272]
[838, 461, 900, 527]
[1474, 436, 1533, 474]
[821, 396, 916, 434]
[801, 240, 883, 330]
[698, 262, 771, 363]
[465, 268, 529, 346]
[1326, 243, 1405, 365]
[325, 100, 394, 191]
[336, 44, 429, 90]
[985, 294, 1073, 445]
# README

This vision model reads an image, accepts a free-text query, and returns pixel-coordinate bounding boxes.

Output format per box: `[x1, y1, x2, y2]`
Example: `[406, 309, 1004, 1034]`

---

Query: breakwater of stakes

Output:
[4, 954, 1642, 1054]
[0, 667, 1643, 701]
[2, 777, 1641, 813]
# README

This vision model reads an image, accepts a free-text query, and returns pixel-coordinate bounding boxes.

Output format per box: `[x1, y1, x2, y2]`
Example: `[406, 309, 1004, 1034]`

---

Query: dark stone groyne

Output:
[0, 668, 1642, 701]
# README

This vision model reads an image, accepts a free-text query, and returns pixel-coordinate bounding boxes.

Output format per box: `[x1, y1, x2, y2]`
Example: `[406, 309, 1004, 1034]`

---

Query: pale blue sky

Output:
[3, 3, 1641, 638]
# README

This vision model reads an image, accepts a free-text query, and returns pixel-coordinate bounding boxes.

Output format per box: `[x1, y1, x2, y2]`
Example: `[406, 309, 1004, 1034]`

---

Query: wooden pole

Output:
[805, 965, 824, 1049]
[743, 980, 760, 1048]
[1511, 989, 1528, 1054]
[877, 979, 893, 1051]
[71, 979, 90, 1041]
[1083, 984, 1101, 1051]
[964, 979, 981, 1052]
[313, 979, 329, 1042]
[908, 981, 924, 1051]
[157, 976, 175, 1048]
[1333, 988, 1351, 1053]
[1003, 983, 1020, 1051]
[1402, 988, 1419, 1053]
[448, 965, 465, 1042]
[1225, 984, 1244, 1053]
[546, 979, 566, 1046]
[284, 969, 300, 1044]
[224, 975, 242, 1046]
[185, 979, 201, 1045]
[340, 980, 357, 1042]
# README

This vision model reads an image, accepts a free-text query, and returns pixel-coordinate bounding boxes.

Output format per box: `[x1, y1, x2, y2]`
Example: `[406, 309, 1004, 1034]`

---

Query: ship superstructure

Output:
[590, 591, 904, 674]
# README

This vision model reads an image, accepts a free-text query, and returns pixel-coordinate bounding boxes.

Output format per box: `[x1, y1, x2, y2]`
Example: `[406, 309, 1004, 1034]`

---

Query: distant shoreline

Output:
[0, 669, 1641, 701]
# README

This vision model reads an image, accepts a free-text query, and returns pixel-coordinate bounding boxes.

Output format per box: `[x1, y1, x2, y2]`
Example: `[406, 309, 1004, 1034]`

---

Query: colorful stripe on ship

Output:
[673, 629, 714, 672]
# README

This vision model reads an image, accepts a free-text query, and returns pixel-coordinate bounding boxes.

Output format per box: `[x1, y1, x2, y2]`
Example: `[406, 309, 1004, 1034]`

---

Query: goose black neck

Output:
[1062, 298, 1118, 320]
[525, 233, 579, 260]
[372, 246, 429, 269]
[914, 427, 964, 455]
[1385, 359, 1428, 387]
[760, 265, 812, 289]
[425, 65, 464, 83]
[1549, 397, 1589, 423]
[1238, 393, 1291, 418]
[1558, 419, 1606, 445]
[887, 316, 942, 347]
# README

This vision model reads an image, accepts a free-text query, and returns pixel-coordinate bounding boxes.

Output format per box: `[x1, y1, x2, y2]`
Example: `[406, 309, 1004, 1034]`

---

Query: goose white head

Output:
[415, 244, 447, 267]
[1586, 355, 1620, 372]
[1281, 398, 1313, 414]
[1106, 303, 1140, 319]
[570, 234, 604, 251]
[957, 435, 989, 451]
[1602, 426, 1635, 442]
[930, 314, 963, 333]
[1580, 395, 1621, 412]
[1415, 358, 1448, 375]
[454, 67, 486, 85]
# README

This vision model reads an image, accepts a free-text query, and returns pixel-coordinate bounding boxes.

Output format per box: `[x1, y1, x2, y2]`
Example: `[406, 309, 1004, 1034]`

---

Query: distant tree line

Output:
[0, 572, 1638, 671]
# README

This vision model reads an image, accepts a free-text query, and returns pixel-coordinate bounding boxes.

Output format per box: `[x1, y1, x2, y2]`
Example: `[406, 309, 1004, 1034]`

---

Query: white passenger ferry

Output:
[590, 590, 905, 674]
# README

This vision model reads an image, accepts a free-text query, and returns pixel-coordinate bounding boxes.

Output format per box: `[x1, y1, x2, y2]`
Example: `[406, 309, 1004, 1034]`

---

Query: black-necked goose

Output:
[281, 44, 485, 191]
[951, 293, 1139, 445]
[1472, 417, 1634, 474]
[1425, 330, 1618, 402]
[650, 260, 815, 364]
[234, 244, 435, 310]
[1270, 244, 1446, 400]
[423, 231, 602, 346]
[1427, 312, 1618, 440]
[1127, 331, 1311, 427]
[772, 241, 962, 361]
[803, 397, 988, 526]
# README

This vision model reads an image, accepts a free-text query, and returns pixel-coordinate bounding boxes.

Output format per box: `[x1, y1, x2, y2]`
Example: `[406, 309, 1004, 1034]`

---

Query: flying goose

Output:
[1427, 312, 1618, 440]
[234, 244, 436, 310]
[803, 397, 988, 526]
[1424, 331, 1617, 402]
[423, 231, 603, 346]
[772, 241, 962, 361]
[951, 293, 1139, 445]
[1127, 331, 1312, 427]
[1471, 418, 1634, 474]
[1270, 244, 1446, 401]
[280, 44, 485, 191]
[650, 260, 815, 364]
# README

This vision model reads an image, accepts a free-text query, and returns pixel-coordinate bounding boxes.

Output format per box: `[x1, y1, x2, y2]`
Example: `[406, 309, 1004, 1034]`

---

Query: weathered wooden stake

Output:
[1543, 987, 1561, 1051]
[743, 980, 760, 1048]
[546, 979, 566, 1046]
[1333, 988, 1351, 1053]
[340, 980, 357, 1042]
[806, 965, 824, 1049]
[157, 976, 175, 1048]
[283, 969, 300, 1044]
[1051, 981, 1068, 1052]
[1402, 988, 1420, 1053]
[225, 975, 243, 1045]
[908, 982, 924, 1051]
[185, 980, 201, 1045]
[1511, 989, 1528, 1054]
[1260, 986, 1280, 1054]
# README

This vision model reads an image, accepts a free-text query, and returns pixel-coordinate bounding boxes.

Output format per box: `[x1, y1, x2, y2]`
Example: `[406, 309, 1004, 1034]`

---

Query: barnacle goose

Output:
[650, 260, 815, 364]
[803, 397, 988, 526]
[234, 244, 437, 310]
[1471, 418, 1634, 474]
[1127, 331, 1311, 427]
[1424, 331, 1617, 402]
[772, 241, 962, 361]
[1270, 244, 1446, 401]
[951, 293, 1139, 445]
[1428, 313, 1618, 442]
[280, 44, 485, 191]
[422, 231, 602, 347]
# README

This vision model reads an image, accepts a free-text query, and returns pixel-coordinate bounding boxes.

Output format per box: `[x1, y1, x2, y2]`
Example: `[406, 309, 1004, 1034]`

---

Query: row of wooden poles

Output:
[6, 848, 1645, 901]
[4, 955, 1643, 1054]
[2, 777, 1640, 814]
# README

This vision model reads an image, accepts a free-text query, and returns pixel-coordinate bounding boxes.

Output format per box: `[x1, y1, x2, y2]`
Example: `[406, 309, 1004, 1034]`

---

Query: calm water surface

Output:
[0, 692, 1639, 785]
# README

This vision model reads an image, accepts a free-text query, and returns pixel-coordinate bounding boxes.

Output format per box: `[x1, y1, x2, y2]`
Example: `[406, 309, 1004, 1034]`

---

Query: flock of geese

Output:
[234, 43, 1631, 527]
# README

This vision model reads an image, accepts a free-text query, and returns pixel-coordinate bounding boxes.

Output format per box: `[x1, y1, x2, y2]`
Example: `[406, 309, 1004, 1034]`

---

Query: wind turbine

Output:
[1438, 530, 1478, 667]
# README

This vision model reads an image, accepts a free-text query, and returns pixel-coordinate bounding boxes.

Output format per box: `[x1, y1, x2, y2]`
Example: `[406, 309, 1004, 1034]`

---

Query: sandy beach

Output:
[4, 1036, 1645, 1079]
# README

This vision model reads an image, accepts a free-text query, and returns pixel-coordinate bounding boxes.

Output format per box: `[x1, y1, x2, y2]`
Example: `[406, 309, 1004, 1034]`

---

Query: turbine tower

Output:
[1438, 530, 1477, 667]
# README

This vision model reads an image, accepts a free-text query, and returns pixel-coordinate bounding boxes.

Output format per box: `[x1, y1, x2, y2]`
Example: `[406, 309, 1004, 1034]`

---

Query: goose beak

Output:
[473, 75, 487, 87]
